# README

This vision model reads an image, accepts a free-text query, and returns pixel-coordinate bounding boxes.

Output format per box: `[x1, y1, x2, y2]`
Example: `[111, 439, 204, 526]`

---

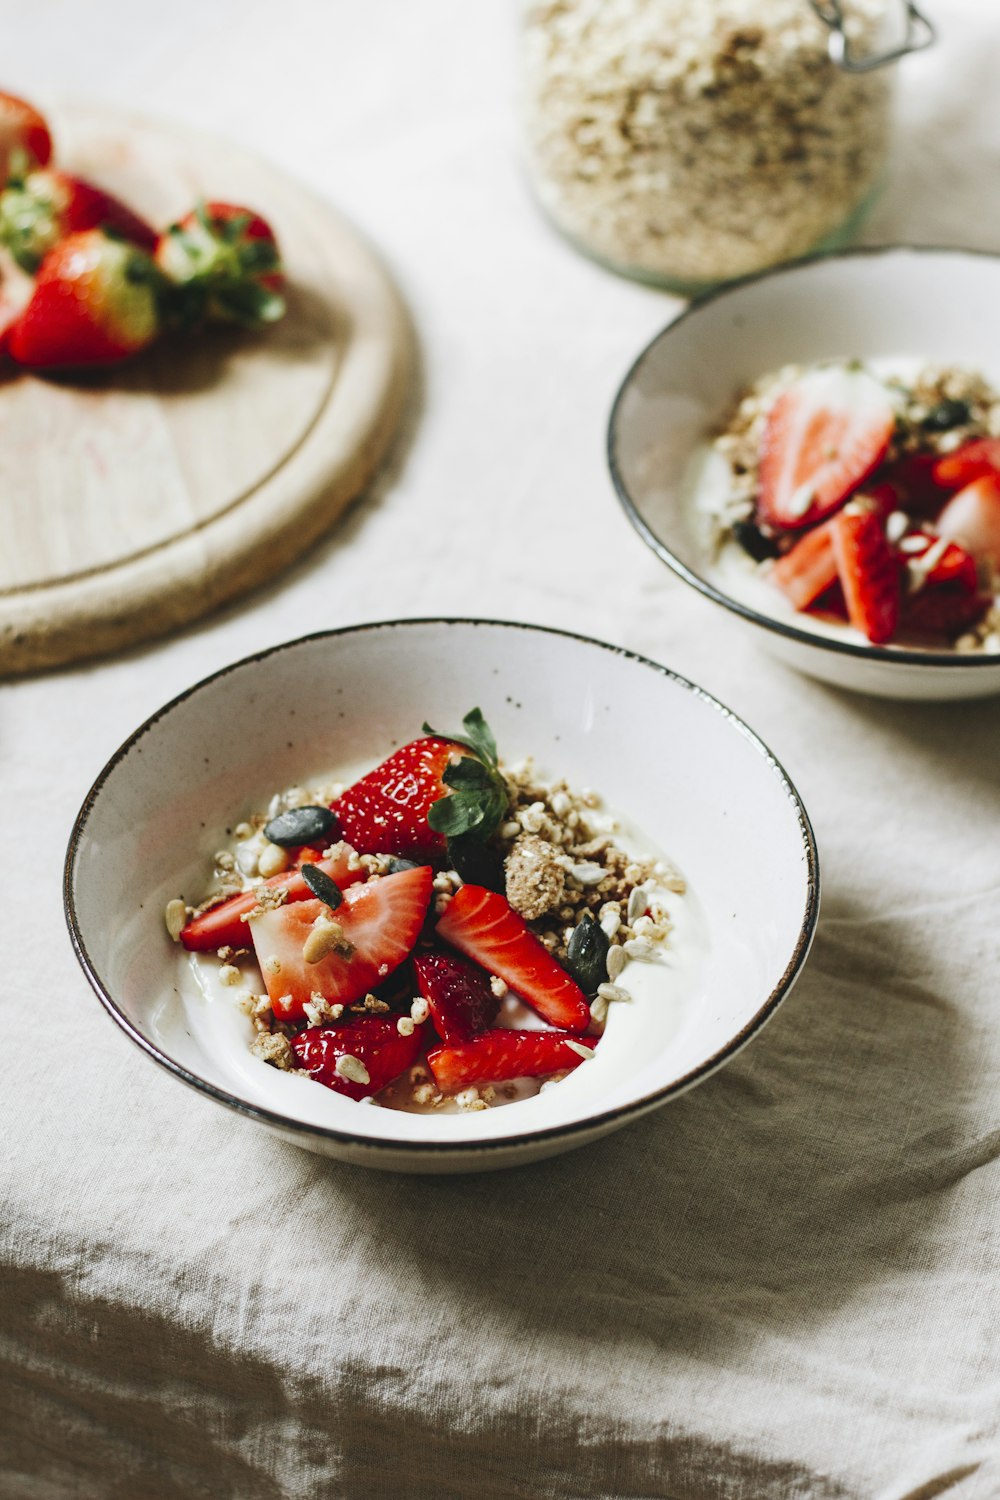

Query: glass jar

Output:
[519, 0, 934, 292]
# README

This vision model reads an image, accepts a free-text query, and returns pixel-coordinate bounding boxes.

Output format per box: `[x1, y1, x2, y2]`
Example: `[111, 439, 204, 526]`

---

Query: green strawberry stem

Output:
[424, 708, 508, 844]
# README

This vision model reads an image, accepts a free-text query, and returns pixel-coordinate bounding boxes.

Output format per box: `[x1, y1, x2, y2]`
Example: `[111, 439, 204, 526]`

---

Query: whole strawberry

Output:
[8, 229, 165, 370]
[155, 200, 285, 327]
[0, 90, 52, 183]
[0, 168, 157, 272]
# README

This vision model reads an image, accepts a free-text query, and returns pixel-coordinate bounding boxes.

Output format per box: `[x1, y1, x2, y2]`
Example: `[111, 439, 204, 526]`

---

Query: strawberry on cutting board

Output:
[8, 229, 165, 369]
[155, 201, 285, 327]
[178, 850, 366, 953]
[0, 168, 157, 272]
[830, 506, 900, 644]
[334, 708, 508, 860]
[0, 91, 52, 182]
[435, 884, 591, 1033]
[250, 863, 433, 1021]
[427, 1028, 595, 1094]
[412, 951, 501, 1043]
[292, 1017, 427, 1101]
[757, 366, 896, 531]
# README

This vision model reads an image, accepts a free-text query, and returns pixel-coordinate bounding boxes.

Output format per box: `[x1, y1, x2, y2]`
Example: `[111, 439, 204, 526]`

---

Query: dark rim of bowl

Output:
[608, 243, 1000, 670]
[64, 617, 820, 1158]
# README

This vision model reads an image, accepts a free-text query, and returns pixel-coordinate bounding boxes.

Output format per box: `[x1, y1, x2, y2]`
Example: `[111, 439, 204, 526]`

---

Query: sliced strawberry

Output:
[435, 885, 590, 1033]
[758, 367, 896, 531]
[931, 438, 1000, 492]
[250, 864, 433, 1021]
[9, 229, 164, 368]
[0, 168, 157, 273]
[934, 475, 1000, 569]
[291, 1017, 427, 1101]
[830, 507, 900, 644]
[427, 1028, 595, 1094]
[179, 851, 365, 953]
[412, 951, 500, 1043]
[770, 519, 837, 610]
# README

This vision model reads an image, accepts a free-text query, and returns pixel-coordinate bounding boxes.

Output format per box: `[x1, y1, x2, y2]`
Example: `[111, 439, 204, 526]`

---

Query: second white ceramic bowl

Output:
[609, 247, 1000, 700]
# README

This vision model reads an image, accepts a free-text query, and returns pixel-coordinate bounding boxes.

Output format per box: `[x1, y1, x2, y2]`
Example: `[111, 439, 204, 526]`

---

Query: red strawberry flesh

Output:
[179, 851, 365, 953]
[427, 1027, 595, 1094]
[334, 736, 466, 858]
[931, 438, 1000, 492]
[250, 863, 433, 1020]
[291, 1017, 426, 1100]
[758, 367, 896, 532]
[0, 91, 52, 181]
[412, 951, 501, 1043]
[830, 507, 900, 644]
[435, 884, 591, 1032]
[9, 229, 161, 368]
[770, 519, 838, 610]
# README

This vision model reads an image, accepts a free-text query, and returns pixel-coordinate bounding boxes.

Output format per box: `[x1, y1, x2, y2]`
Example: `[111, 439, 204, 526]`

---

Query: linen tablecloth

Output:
[4, 3, 1000, 1495]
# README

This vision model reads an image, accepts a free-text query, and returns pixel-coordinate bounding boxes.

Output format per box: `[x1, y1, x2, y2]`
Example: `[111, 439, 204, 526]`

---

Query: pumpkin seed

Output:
[565, 911, 610, 997]
[301, 863, 343, 911]
[263, 804, 336, 848]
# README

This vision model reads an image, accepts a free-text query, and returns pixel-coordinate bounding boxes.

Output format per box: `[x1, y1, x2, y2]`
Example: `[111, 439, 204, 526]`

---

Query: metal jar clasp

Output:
[808, 0, 935, 72]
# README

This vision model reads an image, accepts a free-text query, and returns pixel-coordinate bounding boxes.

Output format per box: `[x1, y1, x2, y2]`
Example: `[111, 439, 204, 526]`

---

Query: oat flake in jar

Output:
[520, 0, 934, 290]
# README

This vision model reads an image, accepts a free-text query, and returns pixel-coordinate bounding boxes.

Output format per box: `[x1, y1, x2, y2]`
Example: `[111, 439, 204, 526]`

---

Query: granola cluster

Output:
[521, 0, 890, 285]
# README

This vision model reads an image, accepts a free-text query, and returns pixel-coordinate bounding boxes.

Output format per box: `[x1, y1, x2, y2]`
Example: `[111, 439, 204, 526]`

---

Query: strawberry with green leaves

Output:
[8, 228, 167, 369]
[334, 708, 509, 875]
[155, 200, 285, 327]
[0, 167, 157, 272]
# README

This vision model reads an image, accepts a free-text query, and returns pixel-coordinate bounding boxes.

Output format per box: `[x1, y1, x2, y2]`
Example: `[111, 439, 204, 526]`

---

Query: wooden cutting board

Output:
[0, 105, 411, 676]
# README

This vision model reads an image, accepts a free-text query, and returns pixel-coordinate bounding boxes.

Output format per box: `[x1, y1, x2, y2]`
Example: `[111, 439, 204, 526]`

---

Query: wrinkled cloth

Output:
[3, 2, 1000, 1497]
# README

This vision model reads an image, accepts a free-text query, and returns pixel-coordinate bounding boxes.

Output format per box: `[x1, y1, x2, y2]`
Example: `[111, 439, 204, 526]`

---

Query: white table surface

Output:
[4, 3, 1000, 1496]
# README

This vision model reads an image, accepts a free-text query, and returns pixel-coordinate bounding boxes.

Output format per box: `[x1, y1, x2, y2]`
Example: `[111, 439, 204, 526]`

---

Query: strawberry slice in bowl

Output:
[830, 505, 901, 645]
[249, 863, 433, 1021]
[435, 884, 591, 1034]
[757, 365, 897, 533]
[178, 849, 366, 953]
[291, 1017, 428, 1102]
[412, 951, 501, 1043]
[427, 1028, 597, 1095]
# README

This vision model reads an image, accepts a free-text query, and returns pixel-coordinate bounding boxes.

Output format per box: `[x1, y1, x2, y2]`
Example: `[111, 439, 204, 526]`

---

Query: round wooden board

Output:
[0, 106, 411, 676]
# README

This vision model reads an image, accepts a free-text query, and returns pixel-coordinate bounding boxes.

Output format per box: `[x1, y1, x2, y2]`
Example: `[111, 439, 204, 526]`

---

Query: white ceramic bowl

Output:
[65, 619, 818, 1173]
[609, 247, 1000, 700]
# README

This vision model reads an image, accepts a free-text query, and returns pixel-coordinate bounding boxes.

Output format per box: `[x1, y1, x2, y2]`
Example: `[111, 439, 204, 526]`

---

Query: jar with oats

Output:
[519, 0, 934, 291]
